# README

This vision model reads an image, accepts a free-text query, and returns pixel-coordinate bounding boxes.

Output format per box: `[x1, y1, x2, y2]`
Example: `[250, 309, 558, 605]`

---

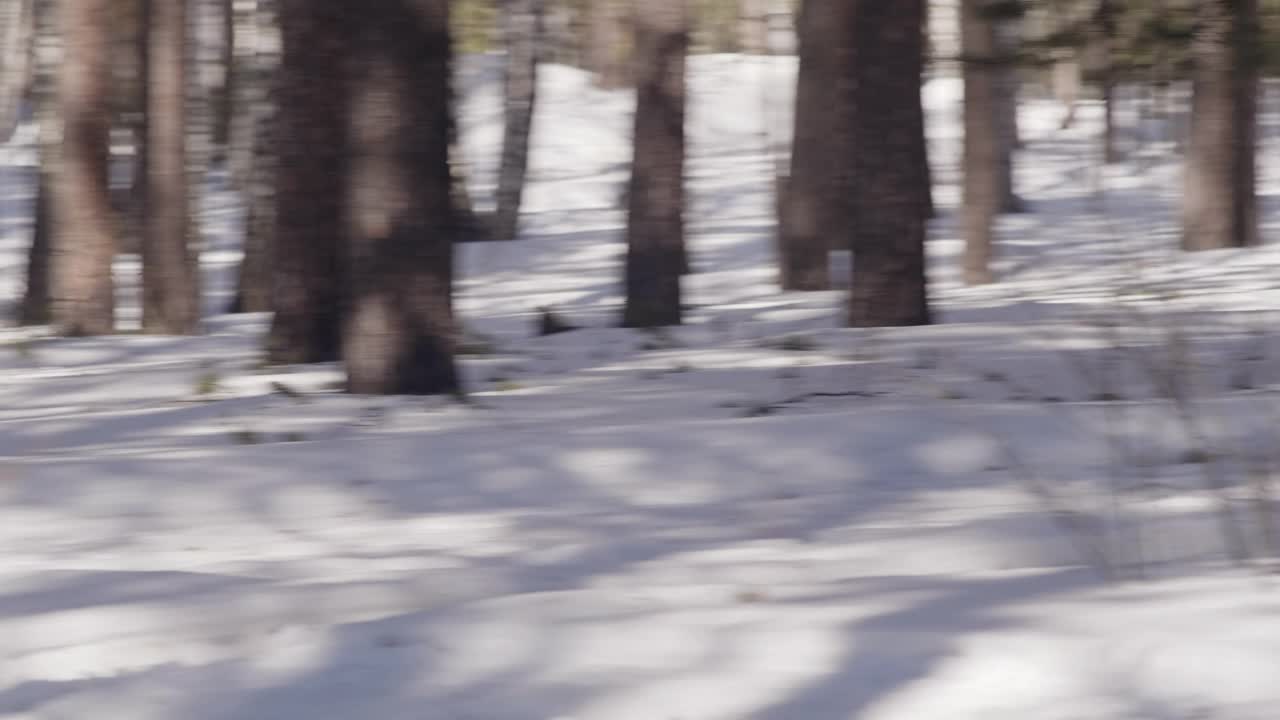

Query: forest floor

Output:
[2, 56, 1280, 719]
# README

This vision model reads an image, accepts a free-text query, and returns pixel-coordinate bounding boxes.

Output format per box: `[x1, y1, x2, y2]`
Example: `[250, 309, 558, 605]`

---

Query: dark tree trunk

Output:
[51, 0, 117, 335]
[212, 0, 234, 154]
[961, 0, 998, 286]
[585, 0, 628, 88]
[912, 58, 933, 219]
[142, 0, 201, 334]
[342, 0, 459, 395]
[847, 0, 930, 327]
[621, 0, 686, 329]
[1096, 0, 1120, 164]
[16, 0, 54, 326]
[777, 0, 850, 291]
[1182, 0, 1258, 251]
[18, 181, 50, 325]
[267, 0, 345, 362]
[493, 0, 543, 242]
[228, 0, 277, 314]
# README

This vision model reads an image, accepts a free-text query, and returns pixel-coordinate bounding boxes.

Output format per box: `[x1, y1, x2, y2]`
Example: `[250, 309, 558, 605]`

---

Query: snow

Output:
[2, 55, 1280, 719]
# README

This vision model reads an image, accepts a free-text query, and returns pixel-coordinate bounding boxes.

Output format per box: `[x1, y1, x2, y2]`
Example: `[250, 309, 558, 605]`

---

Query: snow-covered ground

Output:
[2, 56, 1280, 719]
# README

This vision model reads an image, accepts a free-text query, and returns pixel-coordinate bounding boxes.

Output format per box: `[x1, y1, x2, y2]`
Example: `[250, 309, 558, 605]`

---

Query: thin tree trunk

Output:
[342, 0, 459, 395]
[621, 0, 686, 328]
[212, 0, 234, 154]
[51, 0, 117, 335]
[847, 0, 930, 327]
[141, 0, 200, 333]
[1182, 0, 1258, 251]
[228, 0, 277, 314]
[995, 14, 1022, 212]
[16, 0, 53, 326]
[0, 0, 34, 142]
[961, 0, 999, 285]
[912, 48, 934, 219]
[18, 181, 50, 325]
[776, 0, 848, 291]
[267, 0, 345, 362]
[1096, 0, 1120, 164]
[227, 0, 253, 189]
[1052, 51, 1080, 129]
[493, 0, 543, 242]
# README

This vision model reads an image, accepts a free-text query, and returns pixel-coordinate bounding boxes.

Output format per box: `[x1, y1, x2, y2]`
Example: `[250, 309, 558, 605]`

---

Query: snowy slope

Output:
[1, 56, 1280, 719]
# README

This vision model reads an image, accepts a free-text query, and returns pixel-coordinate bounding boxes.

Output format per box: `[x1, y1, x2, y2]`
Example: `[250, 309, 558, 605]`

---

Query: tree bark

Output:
[342, 0, 459, 395]
[0, 0, 34, 142]
[267, 0, 345, 362]
[1096, 0, 1120, 164]
[847, 0, 930, 327]
[141, 0, 201, 333]
[621, 0, 686, 329]
[912, 49, 933, 219]
[995, 13, 1022, 212]
[51, 0, 117, 335]
[16, 0, 54, 326]
[493, 0, 543, 242]
[961, 0, 999, 286]
[212, 0, 234, 154]
[1052, 52, 1080, 129]
[228, 0, 277, 314]
[1182, 0, 1258, 251]
[777, 0, 849, 291]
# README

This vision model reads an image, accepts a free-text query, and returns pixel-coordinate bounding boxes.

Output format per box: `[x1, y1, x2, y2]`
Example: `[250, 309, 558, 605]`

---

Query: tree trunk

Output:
[228, 0, 277, 314]
[493, 0, 543, 242]
[585, 0, 628, 88]
[847, 0, 930, 327]
[0, 0, 34, 142]
[267, 0, 345, 362]
[141, 0, 201, 333]
[51, 0, 117, 335]
[16, 0, 54, 326]
[1052, 51, 1080, 129]
[621, 0, 686, 329]
[212, 0, 234, 154]
[912, 50, 933, 219]
[18, 182, 50, 325]
[777, 0, 850, 291]
[995, 14, 1022, 212]
[342, 0, 459, 395]
[961, 0, 999, 286]
[1096, 0, 1120, 164]
[1182, 0, 1258, 251]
